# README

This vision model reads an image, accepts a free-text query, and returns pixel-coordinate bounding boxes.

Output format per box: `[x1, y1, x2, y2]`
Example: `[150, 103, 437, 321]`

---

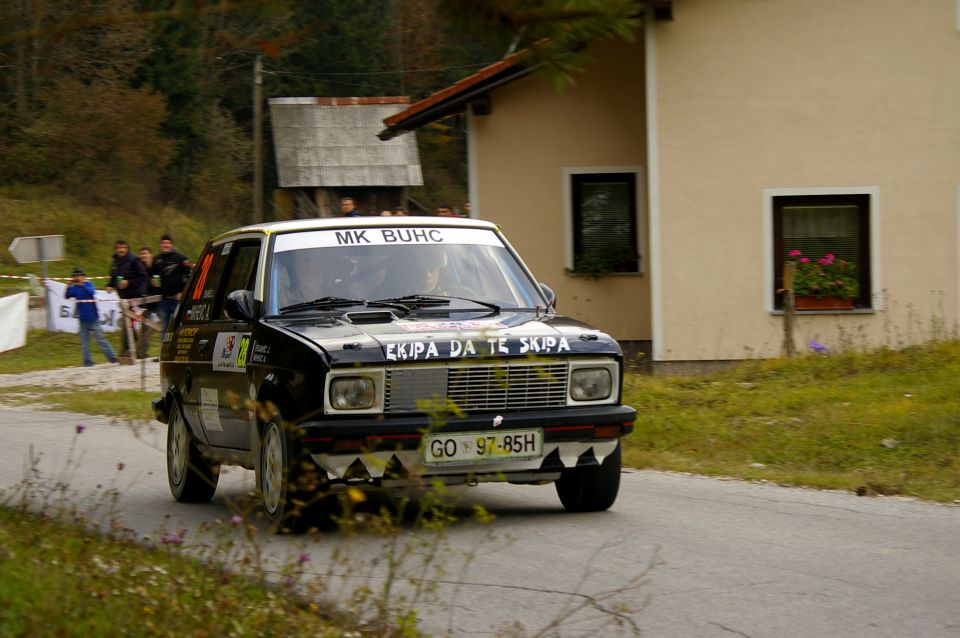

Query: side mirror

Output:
[225, 289, 257, 322]
[539, 283, 556, 310]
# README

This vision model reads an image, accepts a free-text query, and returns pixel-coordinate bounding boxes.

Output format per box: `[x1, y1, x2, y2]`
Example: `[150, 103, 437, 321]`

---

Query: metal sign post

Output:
[8, 235, 66, 331]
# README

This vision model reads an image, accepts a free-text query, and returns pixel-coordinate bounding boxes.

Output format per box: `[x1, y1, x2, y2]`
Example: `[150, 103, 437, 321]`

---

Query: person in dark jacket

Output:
[106, 239, 148, 358]
[65, 266, 117, 367]
[152, 234, 193, 341]
[137, 246, 160, 359]
[106, 239, 148, 299]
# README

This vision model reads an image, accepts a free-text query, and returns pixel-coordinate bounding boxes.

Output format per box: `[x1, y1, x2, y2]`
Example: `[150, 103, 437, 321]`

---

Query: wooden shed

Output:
[269, 97, 423, 217]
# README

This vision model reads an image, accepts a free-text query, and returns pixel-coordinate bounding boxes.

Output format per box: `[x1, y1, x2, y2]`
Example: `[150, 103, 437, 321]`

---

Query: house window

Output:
[773, 194, 871, 308]
[570, 172, 640, 274]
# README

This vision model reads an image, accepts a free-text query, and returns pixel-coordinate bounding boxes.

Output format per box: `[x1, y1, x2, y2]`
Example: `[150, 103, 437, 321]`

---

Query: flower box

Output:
[795, 295, 854, 311]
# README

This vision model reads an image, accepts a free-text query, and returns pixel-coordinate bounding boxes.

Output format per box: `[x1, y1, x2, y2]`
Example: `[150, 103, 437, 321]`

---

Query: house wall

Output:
[470, 38, 651, 346]
[652, 0, 960, 360]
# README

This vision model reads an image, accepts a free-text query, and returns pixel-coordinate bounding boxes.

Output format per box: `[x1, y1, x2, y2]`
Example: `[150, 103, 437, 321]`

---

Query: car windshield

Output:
[267, 226, 544, 314]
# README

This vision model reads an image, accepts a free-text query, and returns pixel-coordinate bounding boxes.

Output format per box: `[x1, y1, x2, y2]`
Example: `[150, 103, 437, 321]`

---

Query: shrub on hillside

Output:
[4, 79, 174, 205]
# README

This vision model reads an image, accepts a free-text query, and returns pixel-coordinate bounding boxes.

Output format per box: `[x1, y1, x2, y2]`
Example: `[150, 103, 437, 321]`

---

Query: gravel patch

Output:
[0, 360, 161, 392]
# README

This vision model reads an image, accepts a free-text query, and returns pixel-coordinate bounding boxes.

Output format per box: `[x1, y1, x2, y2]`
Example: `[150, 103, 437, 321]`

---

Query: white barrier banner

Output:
[44, 280, 122, 334]
[0, 292, 28, 353]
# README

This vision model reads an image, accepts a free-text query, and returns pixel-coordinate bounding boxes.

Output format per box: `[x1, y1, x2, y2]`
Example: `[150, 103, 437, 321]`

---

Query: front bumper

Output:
[152, 397, 168, 424]
[297, 404, 636, 483]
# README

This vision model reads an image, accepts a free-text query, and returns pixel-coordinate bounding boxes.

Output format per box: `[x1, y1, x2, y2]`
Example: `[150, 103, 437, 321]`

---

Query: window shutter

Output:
[782, 204, 860, 264]
[572, 173, 639, 273]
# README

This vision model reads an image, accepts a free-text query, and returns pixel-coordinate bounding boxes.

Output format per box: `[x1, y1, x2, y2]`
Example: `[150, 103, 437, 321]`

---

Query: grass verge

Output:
[0, 330, 158, 374]
[0, 386, 154, 420]
[621, 340, 960, 502]
[0, 508, 342, 637]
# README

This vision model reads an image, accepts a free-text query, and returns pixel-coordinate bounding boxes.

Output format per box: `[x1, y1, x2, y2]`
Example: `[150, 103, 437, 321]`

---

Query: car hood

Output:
[267, 311, 621, 365]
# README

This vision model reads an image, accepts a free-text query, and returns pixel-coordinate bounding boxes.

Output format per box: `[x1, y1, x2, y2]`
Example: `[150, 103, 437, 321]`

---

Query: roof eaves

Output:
[378, 51, 535, 140]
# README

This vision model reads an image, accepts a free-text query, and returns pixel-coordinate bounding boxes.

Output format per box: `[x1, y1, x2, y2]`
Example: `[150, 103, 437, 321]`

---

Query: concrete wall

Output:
[471, 38, 651, 344]
[652, 0, 960, 359]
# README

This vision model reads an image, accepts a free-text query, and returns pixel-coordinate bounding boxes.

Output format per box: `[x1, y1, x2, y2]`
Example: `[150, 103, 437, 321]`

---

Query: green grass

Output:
[0, 330, 158, 373]
[0, 508, 342, 637]
[621, 341, 960, 502]
[0, 386, 155, 420]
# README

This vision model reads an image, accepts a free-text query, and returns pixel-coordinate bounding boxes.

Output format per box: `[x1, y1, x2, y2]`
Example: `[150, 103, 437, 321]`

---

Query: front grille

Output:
[385, 361, 569, 413]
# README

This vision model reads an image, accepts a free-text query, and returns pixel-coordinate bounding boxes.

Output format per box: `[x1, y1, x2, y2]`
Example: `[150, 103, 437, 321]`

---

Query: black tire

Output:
[555, 442, 622, 512]
[257, 417, 332, 534]
[167, 401, 219, 503]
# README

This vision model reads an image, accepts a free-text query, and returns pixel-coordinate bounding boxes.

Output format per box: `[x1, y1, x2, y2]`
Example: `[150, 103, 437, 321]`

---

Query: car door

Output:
[175, 241, 228, 445]
[192, 237, 263, 450]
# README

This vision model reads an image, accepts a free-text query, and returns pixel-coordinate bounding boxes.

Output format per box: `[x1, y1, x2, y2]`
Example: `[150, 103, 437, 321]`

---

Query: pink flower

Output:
[231, 515, 243, 526]
[800, 257, 809, 263]
[161, 534, 183, 546]
[824, 253, 835, 261]
[788, 249, 802, 257]
[818, 258, 831, 266]
[298, 553, 311, 564]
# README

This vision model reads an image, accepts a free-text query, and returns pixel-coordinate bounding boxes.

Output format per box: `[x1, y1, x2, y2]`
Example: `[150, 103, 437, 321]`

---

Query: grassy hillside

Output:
[0, 186, 240, 293]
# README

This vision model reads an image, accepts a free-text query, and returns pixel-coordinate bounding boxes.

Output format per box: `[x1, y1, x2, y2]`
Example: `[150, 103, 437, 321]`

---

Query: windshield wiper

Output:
[374, 294, 500, 314]
[279, 296, 409, 315]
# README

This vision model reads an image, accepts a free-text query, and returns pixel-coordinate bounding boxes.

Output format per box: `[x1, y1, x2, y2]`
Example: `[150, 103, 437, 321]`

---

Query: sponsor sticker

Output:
[213, 332, 252, 372]
[399, 321, 506, 332]
[200, 388, 222, 432]
[274, 227, 504, 252]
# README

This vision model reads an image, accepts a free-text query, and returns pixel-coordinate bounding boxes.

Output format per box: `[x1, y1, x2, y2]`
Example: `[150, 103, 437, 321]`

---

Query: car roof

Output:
[211, 216, 499, 243]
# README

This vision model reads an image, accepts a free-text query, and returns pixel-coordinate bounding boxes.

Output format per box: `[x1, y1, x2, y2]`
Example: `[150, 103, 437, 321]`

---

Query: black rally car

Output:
[152, 217, 636, 529]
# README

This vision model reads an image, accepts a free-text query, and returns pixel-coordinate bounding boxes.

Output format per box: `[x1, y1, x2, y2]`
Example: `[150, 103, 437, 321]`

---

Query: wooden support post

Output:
[117, 299, 138, 365]
[782, 261, 796, 358]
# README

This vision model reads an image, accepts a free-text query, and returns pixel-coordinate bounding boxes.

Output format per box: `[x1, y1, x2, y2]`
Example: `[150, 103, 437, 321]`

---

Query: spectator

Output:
[137, 246, 160, 359]
[380, 209, 393, 216]
[393, 206, 408, 216]
[340, 197, 361, 217]
[65, 266, 117, 367]
[153, 234, 193, 342]
[106, 239, 148, 359]
[435, 203, 456, 217]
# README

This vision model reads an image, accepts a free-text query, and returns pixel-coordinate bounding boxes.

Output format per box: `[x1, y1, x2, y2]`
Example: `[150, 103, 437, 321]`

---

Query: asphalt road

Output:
[1, 406, 958, 637]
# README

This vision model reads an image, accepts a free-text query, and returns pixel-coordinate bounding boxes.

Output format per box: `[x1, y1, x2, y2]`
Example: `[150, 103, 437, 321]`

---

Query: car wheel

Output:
[555, 442, 621, 512]
[257, 417, 330, 533]
[167, 400, 219, 503]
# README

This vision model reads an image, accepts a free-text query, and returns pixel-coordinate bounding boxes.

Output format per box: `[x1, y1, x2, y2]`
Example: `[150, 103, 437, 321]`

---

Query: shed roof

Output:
[269, 97, 423, 188]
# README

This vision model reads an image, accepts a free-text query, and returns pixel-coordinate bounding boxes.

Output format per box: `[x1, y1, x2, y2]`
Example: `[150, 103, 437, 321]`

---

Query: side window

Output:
[181, 245, 227, 323]
[214, 242, 262, 320]
[570, 172, 640, 274]
[773, 194, 871, 309]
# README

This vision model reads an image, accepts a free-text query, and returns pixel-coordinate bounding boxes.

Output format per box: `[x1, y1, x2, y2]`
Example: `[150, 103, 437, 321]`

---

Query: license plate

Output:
[423, 429, 543, 466]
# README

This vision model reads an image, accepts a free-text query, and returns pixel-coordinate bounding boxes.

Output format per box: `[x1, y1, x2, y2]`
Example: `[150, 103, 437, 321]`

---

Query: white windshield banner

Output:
[274, 227, 504, 252]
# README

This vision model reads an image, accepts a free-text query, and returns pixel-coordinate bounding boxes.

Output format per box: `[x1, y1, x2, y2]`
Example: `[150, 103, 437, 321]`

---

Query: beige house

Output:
[380, 0, 960, 369]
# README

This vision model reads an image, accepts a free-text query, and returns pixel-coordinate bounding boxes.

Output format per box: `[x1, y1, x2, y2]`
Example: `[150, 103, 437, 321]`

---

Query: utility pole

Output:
[252, 54, 264, 224]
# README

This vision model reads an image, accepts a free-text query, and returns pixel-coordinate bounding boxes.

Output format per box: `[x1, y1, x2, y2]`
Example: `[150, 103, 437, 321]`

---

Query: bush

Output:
[10, 79, 175, 205]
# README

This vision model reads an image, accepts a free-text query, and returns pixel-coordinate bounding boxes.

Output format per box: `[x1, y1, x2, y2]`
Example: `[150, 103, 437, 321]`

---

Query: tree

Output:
[16, 78, 174, 203]
[438, 0, 643, 88]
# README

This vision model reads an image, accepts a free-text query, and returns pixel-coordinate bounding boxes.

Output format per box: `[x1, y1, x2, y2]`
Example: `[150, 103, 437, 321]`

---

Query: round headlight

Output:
[570, 368, 612, 401]
[330, 377, 376, 410]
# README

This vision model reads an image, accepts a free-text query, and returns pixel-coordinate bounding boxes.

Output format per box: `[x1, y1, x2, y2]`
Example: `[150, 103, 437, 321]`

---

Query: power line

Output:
[264, 61, 493, 78]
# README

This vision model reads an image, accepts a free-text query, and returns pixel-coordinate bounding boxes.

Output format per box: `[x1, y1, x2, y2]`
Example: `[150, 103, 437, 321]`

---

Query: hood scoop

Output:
[344, 310, 398, 324]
